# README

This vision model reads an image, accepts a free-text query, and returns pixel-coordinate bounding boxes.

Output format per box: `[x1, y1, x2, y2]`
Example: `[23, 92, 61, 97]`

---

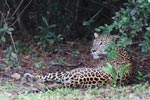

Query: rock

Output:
[11, 73, 21, 80]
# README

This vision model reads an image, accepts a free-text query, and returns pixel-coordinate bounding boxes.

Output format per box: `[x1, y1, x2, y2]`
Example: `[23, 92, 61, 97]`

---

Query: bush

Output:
[34, 16, 63, 49]
[95, 0, 150, 53]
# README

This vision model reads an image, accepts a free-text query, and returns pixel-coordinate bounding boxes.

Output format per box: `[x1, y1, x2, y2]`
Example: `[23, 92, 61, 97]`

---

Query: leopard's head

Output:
[91, 33, 114, 59]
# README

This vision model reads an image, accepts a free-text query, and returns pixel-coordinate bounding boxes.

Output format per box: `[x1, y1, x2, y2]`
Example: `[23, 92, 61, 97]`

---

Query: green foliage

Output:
[95, 0, 150, 53]
[0, 23, 14, 34]
[5, 46, 13, 59]
[17, 44, 33, 55]
[104, 63, 130, 86]
[0, 22, 20, 67]
[106, 35, 132, 60]
[35, 61, 45, 68]
[3, 46, 20, 68]
[57, 57, 67, 65]
[108, 50, 118, 59]
[136, 71, 150, 81]
[106, 41, 119, 59]
[104, 63, 117, 86]
[119, 63, 130, 85]
[0, 23, 14, 43]
[35, 16, 63, 48]
[34, 0, 82, 39]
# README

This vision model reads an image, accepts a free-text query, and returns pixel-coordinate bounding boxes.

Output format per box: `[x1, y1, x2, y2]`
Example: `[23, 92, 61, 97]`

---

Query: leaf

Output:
[1, 24, 14, 35]
[112, 72, 117, 85]
[104, 63, 117, 85]
[83, 21, 90, 26]
[104, 63, 113, 73]
[6, 46, 13, 58]
[118, 36, 132, 47]
[104, 67, 112, 73]
[0, 28, 4, 33]
[146, 27, 150, 31]
[3, 23, 8, 30]
[1, 36, 6, 43]
[8, 27, 14, 31]
[47, 24, 57, 29]
[11, 52, 18, 61]
[56, 34, 63, 42]
[6, 31, 12, 35]
[42, 16, 49, 26]
[108, 50, 118, 59]
[143, 74, 150, 79]
[58, 58, 67, 65]
[38, 26, 45, 30]
[35, 62, 45, 68]
[118, 63, 130, 81]
[137, 71, 143, 76]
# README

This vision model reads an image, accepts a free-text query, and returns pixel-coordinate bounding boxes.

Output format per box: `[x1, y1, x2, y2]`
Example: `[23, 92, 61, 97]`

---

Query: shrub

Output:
[95, 0, 150, 53]
[34, 16, 63, 49]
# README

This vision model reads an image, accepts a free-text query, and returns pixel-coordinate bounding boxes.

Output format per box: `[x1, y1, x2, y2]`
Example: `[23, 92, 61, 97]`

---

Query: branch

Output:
[4, 0, 11, 19]
[10, 0, 24, 18]
[0, 0, 24, 24]
[9, 0, 33, 27]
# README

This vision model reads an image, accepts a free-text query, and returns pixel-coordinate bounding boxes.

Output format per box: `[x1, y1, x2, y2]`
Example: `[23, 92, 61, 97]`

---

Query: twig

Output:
[89, 8, 103, 22]
[10, 0, 24, 19]
[4, 0, 10, 19]
[0, 0, 23, 23]
[9, 0, 33, 27]
[75, 0, 79, 21]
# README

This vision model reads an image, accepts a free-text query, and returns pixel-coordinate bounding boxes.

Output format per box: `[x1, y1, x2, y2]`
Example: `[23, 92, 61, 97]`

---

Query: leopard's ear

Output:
[94, 33, 99, 38]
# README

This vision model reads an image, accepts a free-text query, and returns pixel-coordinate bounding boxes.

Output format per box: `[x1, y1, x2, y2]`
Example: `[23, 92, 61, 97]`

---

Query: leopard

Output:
[91, 33, 134, 83]
[24, 33, 134, 92]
